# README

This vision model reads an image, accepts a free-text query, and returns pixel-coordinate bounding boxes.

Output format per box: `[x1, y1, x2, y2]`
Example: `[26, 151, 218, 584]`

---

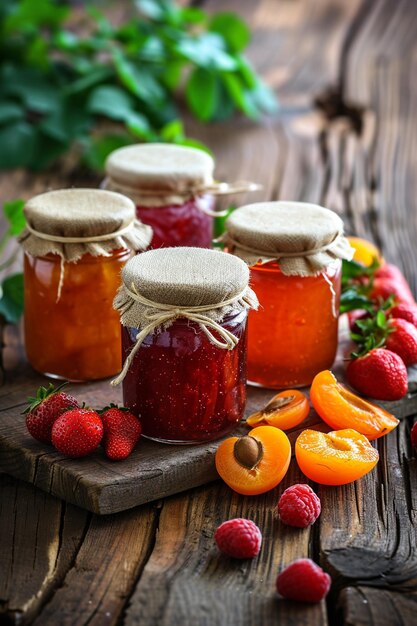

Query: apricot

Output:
[310, 370, 399, 441]
[215, 425, 291, 495]
[246, 390, 310, 430]
[347, 236, 382, 267]
[295, 428, 379, 485]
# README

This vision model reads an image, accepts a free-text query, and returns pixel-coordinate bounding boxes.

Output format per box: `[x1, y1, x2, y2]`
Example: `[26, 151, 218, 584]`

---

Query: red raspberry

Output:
[411, 422, 417, 451]
[276, 559, 331, 603]
[278, 484, 321, 528]
[215, 518, 262, 559]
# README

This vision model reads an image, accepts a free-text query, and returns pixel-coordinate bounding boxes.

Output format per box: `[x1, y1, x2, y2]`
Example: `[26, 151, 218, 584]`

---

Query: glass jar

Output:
[247, 260, 341, 388]
[24, 249, 131, 381]
[112, 247, 258, 444]
[122, 310, 247, 443]
[19, 188, 152, 382]
[223, 201, 354, 389]
[136, 194, 214, 249]
[105, 143, 216, 249]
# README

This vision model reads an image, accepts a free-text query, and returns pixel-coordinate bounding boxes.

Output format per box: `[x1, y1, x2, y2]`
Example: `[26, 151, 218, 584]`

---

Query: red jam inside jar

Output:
[122, 310, 247, 443]
[136, 194, 214, 249]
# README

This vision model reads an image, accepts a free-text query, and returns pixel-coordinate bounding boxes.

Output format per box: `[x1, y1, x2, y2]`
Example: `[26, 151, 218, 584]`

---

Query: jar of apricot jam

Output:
[19, 189, 152, 381]
[112, 247, 258, 444]
[224, 201, 354, 389]
[104, 143, 216, 249]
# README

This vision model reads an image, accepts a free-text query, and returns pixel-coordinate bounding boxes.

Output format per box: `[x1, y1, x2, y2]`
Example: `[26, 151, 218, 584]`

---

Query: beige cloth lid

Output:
[112, 247, 258, 385]
[105, 143, 214, 201]
[224, 201, 354, 276]
[18, 188, 152, 262]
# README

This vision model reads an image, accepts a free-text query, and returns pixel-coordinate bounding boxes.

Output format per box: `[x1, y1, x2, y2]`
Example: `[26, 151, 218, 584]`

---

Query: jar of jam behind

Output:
[19, 188, 152, 381]
[111, 247, 259, 444]
[104, 143, 216, 249]
[223, 201, 354, 389]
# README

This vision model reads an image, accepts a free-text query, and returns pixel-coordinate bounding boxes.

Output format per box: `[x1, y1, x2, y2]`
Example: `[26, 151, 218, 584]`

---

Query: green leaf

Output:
[0, 121, 38, 169]
[112, 50, 165, 103]
[376, 310, 387, 329]
[2, 66, 59, 114]
[87, 85, 134, 120]
[81, 133, 133, 172]
[174, 137, 211, 154]
[3, 199, 25, 236]
[64, 67, 114, 96]
[221, 73, 258, 119]
[185, 68, 219, 122]
[0, 102, 24, 124]
[4, 0, 69, 32]
[209, 12, 250, 53]
[160, 119, 184, 142]
[0, 273, 24, 324]
[135, 0, 167, 21]
[176, 33, 237, 71]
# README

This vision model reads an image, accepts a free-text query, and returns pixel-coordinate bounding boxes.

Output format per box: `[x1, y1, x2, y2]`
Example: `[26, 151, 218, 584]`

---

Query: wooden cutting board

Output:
[1, 320, 417, 515]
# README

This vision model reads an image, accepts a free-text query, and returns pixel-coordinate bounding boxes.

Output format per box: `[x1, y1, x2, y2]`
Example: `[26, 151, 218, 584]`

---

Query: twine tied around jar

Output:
[111, 282, 257, 386]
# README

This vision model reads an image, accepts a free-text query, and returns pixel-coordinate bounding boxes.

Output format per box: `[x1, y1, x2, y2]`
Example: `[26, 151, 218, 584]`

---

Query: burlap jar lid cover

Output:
[104, 143, 261, 212]
[112, 247, 258, 385]
[223, 201, 354, 276]
[19, 188, 152, 300]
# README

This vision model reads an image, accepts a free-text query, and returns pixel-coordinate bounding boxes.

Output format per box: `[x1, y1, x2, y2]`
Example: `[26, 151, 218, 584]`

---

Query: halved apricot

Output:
[347, 236, 382, 267]
[295, 428, 379, 485]
[310, 370, 399, 441]
[215, 425, 291, 495]
[246, 389, 310, 430]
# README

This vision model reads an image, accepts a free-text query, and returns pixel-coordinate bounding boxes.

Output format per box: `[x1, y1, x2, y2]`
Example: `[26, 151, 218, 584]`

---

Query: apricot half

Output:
[310, 370, 399, 441]
[347, 236, 382, 267]
[246, 389, 310, 430]
[215, 425, 291, 495]
[295, 428, 379, 485]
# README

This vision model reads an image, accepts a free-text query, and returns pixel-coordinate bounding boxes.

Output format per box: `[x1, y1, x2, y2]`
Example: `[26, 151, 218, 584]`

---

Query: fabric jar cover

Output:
[223, 201, 354, 276]
[18, 188, 153, 262]
[112, 247, 258, 385]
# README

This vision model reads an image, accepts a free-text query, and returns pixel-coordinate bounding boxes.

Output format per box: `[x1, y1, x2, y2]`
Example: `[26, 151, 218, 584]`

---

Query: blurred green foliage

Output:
[0, 0, 277, 171]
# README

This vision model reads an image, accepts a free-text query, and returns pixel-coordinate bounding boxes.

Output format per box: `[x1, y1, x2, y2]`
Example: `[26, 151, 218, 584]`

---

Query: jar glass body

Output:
[24, 248, 131, 381]
[122, 310, 248, 444]
[247, 260, 341, 388]
[136, 194, 214, 249]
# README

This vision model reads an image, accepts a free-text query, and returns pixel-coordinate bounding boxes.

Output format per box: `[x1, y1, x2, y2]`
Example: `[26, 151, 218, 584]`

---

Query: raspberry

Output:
[215, 518, 262, 559]
[411, 422, 417, 451]
[278, 484, 321, 528]
[276, 558, 331, 603]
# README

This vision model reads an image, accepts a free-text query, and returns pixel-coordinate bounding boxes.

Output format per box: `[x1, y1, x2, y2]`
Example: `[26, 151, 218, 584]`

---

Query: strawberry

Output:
[24, 383, 79, 444]
[375, 263, 410, 284]
[346, 348, 408, 401]
[52, 408, 103, 457]
[100, 405, 141, 460]
[385, 318, 417, 366]
[390, 303, 417, 328]
[370, 277, 415, 306]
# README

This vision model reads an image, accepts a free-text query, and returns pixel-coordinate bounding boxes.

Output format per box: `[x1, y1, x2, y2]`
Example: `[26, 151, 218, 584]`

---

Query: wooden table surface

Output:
[1, 1, 417, 624]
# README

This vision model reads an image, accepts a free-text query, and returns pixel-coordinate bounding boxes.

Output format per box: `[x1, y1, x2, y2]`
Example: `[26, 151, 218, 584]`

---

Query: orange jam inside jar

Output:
[112, 247, 258, 444]
[224, 201, 354, 389]
[247, 260, 341, 388]
[19, 188, 152, 382]
[24, 249, 131, 381]
[105, 143, 216, 249]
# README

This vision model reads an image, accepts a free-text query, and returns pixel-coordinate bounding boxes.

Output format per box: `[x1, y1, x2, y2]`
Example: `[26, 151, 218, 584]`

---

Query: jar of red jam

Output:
[104, 143, 216, 249]
[223, 201, 354, 389]
[111, 247, 258, 444]
[19, 189, 152, 381]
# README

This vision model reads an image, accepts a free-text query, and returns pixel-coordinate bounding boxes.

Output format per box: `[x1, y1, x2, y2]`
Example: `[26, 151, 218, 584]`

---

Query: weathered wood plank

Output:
[0, 474, 88, 625]
[337, 586, 417, 626]
[123, 471, 327, 626]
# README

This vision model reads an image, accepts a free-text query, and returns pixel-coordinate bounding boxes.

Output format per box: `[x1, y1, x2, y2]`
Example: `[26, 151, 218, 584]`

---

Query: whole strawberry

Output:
[385, 318, 417, 366]
[370, 276, 415, 306]
[52, 408, 103, 457]
[346, 348, 408, 401]
[101, 405, 141, 460]
[390, 303, 417, 328]
[24, 383, 79, 444]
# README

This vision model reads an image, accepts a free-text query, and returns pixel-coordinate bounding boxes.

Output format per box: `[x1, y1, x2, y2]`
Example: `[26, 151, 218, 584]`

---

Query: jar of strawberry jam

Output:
[111, 247, 258, 443]
[19, 189, 152, 382]
[223, 202, 354, 389]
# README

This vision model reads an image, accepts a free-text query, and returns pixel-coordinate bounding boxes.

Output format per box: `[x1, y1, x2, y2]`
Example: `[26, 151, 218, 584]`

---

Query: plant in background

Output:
[0, 0, 277, 171]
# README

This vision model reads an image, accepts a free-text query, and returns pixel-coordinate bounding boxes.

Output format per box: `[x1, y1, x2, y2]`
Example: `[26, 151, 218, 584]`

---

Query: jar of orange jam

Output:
[19, 189, 152, 381]
[224, 201, 354, 388]
[111, 247, 258, 443]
